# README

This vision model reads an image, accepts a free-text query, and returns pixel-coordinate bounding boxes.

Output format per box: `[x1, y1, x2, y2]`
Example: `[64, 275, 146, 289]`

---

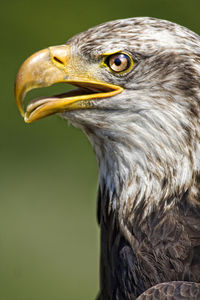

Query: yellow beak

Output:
[15, 44, 123, 123]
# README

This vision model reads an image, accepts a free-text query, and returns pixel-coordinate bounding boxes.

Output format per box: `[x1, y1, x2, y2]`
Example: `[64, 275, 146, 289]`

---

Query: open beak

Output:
[15, 45, 123, 123]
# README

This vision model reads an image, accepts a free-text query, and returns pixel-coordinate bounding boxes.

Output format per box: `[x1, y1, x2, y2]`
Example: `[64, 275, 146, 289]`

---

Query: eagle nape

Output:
[15, 17, 200, 300]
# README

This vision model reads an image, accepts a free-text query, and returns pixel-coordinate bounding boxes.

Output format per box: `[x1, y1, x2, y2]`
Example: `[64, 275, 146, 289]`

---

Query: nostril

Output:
[50, 45, 70, 68]
[53, 56, 64, 65]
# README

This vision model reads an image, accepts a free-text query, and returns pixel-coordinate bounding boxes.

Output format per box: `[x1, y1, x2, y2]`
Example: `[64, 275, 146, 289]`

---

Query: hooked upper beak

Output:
[15, 44, 123, 123]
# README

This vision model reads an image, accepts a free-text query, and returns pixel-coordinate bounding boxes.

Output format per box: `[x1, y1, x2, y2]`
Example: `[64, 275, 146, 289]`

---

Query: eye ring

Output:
[103, 52, 134, 74]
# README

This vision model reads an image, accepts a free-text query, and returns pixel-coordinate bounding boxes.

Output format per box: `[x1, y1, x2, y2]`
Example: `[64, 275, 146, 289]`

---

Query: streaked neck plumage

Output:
[67, 92, 200, 226]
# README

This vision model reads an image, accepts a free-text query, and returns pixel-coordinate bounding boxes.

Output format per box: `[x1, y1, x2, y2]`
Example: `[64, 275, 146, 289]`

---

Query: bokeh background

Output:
[1, 0, 200, 299]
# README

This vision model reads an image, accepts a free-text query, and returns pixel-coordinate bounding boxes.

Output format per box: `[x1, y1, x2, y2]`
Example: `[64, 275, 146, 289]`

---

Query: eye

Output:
[105, 53, 133, 73]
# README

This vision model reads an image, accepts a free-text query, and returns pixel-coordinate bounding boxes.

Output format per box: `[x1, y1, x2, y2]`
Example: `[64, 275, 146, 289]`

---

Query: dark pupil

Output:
[114, 57, 122, 66]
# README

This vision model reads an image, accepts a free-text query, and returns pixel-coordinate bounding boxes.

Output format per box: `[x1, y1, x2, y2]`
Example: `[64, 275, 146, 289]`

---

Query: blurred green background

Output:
[1, 0, 200, 299]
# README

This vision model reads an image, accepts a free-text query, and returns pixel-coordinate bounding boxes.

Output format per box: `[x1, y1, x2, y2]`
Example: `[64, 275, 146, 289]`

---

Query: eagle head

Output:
[15, 17, 200, 220]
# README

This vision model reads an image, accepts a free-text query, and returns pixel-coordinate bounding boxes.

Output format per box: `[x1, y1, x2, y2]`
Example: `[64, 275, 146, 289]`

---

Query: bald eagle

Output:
[15, 17, 200, 299]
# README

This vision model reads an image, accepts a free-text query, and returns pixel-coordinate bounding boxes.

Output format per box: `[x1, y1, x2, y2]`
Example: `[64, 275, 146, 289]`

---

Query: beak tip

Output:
[16, 100, 25, 118]
[15, 83, 25, 118]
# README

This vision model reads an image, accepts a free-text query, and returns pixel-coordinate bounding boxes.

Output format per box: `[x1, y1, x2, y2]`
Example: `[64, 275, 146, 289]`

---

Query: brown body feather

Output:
[137, 281, 200, 300]
[98, 187, 200, 299]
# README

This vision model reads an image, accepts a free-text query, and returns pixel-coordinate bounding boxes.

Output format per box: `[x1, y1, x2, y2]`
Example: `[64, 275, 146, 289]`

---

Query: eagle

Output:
[15, 17, 200, 299]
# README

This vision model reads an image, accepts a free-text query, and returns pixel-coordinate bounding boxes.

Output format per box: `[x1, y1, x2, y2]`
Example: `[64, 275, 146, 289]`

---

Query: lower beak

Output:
[15, 45, 123, 123]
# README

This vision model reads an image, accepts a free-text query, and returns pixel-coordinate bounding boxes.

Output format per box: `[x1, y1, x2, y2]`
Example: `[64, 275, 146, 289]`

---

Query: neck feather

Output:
[83, 122, 200, 225]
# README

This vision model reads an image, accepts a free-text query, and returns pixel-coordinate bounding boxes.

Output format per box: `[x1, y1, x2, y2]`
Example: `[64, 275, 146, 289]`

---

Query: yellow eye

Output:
[105, 53, 133, 73]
